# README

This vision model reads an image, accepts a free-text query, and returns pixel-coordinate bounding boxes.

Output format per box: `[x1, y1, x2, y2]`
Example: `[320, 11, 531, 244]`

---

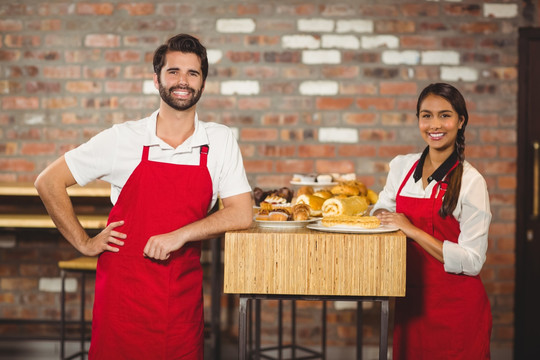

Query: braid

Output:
[439, 128, 465, 218]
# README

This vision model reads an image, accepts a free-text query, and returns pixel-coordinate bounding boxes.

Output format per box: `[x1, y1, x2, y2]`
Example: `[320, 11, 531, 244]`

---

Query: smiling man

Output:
[34, 34, 253, 360]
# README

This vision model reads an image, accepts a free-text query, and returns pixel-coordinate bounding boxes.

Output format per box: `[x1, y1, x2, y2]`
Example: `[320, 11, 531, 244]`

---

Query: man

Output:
[35, 34, 253, 360]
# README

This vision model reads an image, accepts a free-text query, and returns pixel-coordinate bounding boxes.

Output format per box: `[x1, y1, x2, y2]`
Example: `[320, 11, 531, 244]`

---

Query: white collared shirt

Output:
[65, 110, 251, 210]
[371, 153, 492, 276]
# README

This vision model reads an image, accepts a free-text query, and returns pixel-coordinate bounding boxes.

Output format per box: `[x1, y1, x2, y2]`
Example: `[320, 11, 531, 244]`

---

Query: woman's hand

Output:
[375, 211, 416, 237]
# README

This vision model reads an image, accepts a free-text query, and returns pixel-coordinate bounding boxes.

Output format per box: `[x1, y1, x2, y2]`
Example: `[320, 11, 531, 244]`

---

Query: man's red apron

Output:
[392, 160, 492, 360]
[89, 145, 212, 360]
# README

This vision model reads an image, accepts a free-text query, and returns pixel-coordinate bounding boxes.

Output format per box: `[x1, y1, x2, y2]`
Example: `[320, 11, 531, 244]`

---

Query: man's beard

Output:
[158, 80, 203, 111]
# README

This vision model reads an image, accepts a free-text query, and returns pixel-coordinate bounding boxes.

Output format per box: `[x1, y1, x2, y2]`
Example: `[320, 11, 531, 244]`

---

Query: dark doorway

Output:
[515, 27, 540, 359]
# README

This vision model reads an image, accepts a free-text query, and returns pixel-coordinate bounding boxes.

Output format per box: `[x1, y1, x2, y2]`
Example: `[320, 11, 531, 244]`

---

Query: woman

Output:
[372, 83, 492, 359]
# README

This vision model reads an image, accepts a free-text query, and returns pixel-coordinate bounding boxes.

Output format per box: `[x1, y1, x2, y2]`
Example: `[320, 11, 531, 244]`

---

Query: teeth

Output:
[429, 133, 444, 139]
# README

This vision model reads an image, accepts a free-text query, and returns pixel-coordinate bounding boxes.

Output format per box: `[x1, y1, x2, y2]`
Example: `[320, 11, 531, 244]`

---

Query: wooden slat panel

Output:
[224, 226, 406, 297]
[0, 182, 110, 197]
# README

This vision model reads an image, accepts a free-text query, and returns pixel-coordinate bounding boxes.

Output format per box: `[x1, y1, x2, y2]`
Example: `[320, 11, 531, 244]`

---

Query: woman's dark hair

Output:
[416, 83, 468, 218]
[153, 34, 208, 83]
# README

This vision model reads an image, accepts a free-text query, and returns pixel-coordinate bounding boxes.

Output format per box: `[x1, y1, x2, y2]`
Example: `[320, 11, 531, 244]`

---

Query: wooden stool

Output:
[58, 256, 98, 360]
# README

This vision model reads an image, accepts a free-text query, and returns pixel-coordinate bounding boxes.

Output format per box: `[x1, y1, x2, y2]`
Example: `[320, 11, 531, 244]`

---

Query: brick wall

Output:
[1, 0, 537, 353]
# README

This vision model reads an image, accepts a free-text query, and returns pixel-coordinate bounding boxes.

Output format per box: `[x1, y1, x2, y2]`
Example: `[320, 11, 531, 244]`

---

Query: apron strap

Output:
[397, 160, 419, 197]
[141, 146, 150, 162]
[200, 145, 209, 167]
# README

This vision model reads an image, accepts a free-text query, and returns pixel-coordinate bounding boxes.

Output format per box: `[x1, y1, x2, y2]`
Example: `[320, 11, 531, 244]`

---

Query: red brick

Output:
[104, 50, 141, 62]
[0, 158, 35, 171]
[43, 66, 81, 79]
[0, 50, 20, 61]
[26, 19, 62, 31]
[338, 145, 376, 157]
[123, 65, 153, 79]
[261, 113, 299, 126]
[358, 4, 399, 17]
[479, 130, 516, 144]
[0, 143, 17, 155]
[4, 34, 41, 47]
[343, 113, 377, 125]
[465, 145, 498, 159]
[84, 34, 121, 48]
[401, 4, 439, 16]
[281, 129, 315, 141]
[400, 35, 437, 49]
[117, 3, 155, 16]
[240, 128, 278, 142]
[459, 22, 499, 34]
[255, 175, 298, 189]
[263, 51, 301, 63]
[84, 66, 122, 79]
[42, 97, 78, 109]
[339, 83, 378, 95]
[297, 145, 336, 158]
[356, 98, 395, 111]
[81, 97, 119, 109]
[76, 3, 114, 15]
[105, 81, 142, 93]
[238, 98, 271, 110]
[375, 20, 415, 33]
[381, 113, 417, 126]
[360, 129, 396, 142]
[2, 96, 39, 110]
[276, 160, 314, 173]
[227, 51, 262, 63]
[66, 81, 102, 93]
[199, 97, 237, 110]
[444, 4, 482, 16]
[243, 159, 274, 173]
[0, 277, 38, 290]
[321, 66, 359, 78]
[379, 145, 417, 158]
[315, 160, 355, 174]
[316, 97, 354, 110]
[257, 145, 296, 157]
[442, 37, 476, 49]
[20, 143, 56, 156]
[380, 82, 417, 95]
[276, 4, 317, 16]
[261, 82, 295, 95]
[497, 176, 516, 190]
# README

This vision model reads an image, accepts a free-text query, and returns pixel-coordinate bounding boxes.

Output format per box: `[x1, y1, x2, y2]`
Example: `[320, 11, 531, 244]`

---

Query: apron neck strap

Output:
[200, 145, 209, 167]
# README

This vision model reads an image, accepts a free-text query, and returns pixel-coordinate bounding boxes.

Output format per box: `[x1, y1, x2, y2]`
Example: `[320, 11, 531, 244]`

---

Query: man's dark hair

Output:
[153, 34, 208, 82]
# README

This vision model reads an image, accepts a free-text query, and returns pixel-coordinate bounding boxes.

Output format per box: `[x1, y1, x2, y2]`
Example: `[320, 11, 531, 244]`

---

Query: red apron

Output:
[89, 145, 212, 360]
[392, 160, 492, 360]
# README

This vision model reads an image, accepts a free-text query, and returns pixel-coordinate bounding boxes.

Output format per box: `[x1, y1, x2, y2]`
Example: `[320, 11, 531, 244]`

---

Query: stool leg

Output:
[60, 269, 66, 360]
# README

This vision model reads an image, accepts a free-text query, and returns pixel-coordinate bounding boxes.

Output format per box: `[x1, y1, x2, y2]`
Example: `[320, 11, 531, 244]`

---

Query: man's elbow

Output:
[237, 211, 253, 229]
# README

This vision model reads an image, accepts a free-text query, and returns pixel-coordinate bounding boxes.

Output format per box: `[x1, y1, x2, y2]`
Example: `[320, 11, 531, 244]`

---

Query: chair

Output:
[58, 256, 98, 360]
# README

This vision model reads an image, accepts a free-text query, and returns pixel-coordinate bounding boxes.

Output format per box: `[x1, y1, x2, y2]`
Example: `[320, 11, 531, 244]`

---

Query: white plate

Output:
[306, 222, 400, 234]
[255, 218, 319, 229]
[290, 181, 337, 186]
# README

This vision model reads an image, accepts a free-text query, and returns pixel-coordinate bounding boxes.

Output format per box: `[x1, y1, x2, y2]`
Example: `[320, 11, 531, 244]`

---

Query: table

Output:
[224, 225, 406, 360]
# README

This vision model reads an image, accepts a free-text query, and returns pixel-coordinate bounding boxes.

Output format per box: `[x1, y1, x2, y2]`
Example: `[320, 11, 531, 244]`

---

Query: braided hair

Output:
[416, 83, 468, 218]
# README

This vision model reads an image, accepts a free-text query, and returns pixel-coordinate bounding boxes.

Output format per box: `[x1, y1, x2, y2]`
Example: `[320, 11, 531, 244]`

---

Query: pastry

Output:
[321, 215, 380, 229]
[292, 203, 311, 221]
[264, 194, 287, 204]
[268, 210, 290, 221]
[296, 185, 314, 197]
[322, 196, 369, 217]
[316, 174, 333, 184]
[295, 194, 326, 217]
[366, 189, 379, 205]
[313, 189, 333, 199]
[330, 184, 361, 196]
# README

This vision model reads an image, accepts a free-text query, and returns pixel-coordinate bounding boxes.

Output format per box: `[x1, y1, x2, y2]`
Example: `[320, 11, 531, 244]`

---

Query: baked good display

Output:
[366, 189, 379, 205]
[322, 196, 369, 217]
[313, 189, 333, 199]
[253, 187, 293, 206]
[296, 185, 314, 197]
[268, 209, 290, 221]
[321, 215, 381, 229]
[316, 174, 333, 184]
[330, 183, 361, 196]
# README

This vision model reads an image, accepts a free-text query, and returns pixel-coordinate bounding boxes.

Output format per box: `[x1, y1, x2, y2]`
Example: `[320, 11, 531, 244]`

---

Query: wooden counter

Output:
[224, 225, 406, 297]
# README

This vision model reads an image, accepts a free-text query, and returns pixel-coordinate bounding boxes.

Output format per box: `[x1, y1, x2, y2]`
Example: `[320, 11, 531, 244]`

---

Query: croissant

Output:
[292, 203, 311, 221]
[295, 194, 325, 217]
[322, 196, 369, 217]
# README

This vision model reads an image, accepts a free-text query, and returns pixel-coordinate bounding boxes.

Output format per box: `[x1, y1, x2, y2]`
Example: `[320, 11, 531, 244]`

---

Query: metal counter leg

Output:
[379, 300, 389, 360]
[80, 273, 86, 358]
[60, 269, 66, 360]
[356, 301, 363, 360]
[239, 296, 248, 360]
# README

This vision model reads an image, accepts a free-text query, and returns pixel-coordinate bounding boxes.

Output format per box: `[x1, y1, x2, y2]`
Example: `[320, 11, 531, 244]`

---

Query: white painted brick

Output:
[216, 18, 256, 33]
[382, 50, 420, 65]
[336, 19, 374, 33]
[440, 66, 478, 82]
[298, 18, 334, 33]
[299, 81, 339, 96]
[39, 277, 77, 293]
[319, 127, 358, 143]
[302, 50, 341, 65]
[207, 49, 223, 64]
[220, 80, 260, 95]
[484, 3, 518, 18]
[24, 113, 46, 125]
[334, 301, 374, 311]
[421, 51, 460, 65]
[282, 35, 320, 49]
[321, 35, 360, 50]
[361, 35, 399, 49]
[0, 234, 16, 248]
[143, 80, 157, 95]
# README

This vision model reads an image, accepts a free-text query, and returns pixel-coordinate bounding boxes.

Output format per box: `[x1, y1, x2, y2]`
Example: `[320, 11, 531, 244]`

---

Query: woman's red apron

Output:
[392, 160, 492, 360]
[89, 145, 212, 360]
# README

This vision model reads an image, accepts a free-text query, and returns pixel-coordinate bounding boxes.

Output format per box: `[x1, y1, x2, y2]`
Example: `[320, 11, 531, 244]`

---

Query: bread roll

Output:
[322, 196, 369, 217]
[321, 215, 380, 229]
[296, 185, 314, 197]
[313, 189, 333, 199]
[295, 194, 325, 217]
[330, 184, 360, 196]
[366, 189, 379, 205]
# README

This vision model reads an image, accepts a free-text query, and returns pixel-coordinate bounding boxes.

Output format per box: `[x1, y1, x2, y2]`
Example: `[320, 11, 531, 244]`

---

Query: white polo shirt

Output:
[372, 153, 492, 276]
[65, 110, 251, 210]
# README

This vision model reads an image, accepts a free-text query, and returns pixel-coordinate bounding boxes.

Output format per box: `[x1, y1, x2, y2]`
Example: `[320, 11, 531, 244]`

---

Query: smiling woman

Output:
[371, 83, 492, 360]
